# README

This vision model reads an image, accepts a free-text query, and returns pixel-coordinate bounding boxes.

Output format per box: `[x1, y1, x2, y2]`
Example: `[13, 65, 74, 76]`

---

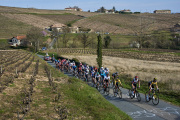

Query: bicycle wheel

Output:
[145, 91, 150, 102]
[128, 89, 133, 99]
[97, 84, 100, 92]
[129, 89, 134, 99]
[113, 88, 117, 97]
[136, 92, 141, 102]
[106, 87, 109, 95]
[118, 89, 122, 99]
[152, 94, 159, 105]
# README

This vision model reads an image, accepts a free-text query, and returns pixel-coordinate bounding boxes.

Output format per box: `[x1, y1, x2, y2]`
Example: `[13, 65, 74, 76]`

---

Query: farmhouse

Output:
[154, 10, 171, 14]
[69, 26, 79, 33]
[120, 9, 132, 14]
[106, 9, 115, 14]
[65, 7, 82, 11]
[50, 23, 66, 32]
[50, 24, 79, 33]
[9, 35, 26, 47]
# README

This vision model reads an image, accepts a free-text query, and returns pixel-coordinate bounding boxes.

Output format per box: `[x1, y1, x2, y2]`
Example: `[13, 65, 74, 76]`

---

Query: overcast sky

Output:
[0, 0, 179, 13]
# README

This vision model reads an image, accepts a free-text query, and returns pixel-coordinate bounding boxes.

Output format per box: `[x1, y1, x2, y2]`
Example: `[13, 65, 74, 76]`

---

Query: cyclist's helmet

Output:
[135, 76, 138, 79]
[97, 72, 99, 75]
[153, 78, 157, 82]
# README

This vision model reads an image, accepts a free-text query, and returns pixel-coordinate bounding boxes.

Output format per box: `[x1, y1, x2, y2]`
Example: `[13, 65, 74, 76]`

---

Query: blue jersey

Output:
[72, 65, 76, 70]
[101, 72, 106, 78]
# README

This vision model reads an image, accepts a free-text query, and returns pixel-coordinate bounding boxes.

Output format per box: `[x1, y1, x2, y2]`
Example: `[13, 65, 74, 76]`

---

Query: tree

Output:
[78, 33, 91, 52]
[100, 6, 106, 13]
[62, 27, 70, 47]
[97, 34, 102, 70]
[51, 28, 61, 51]
[104, 35, 112, 48]
[112, 6, 116, 12]
[131, 16, 155, 48]
[26, 27, 43, 52]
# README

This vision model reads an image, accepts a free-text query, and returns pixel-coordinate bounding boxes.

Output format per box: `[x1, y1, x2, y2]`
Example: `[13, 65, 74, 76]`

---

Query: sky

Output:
[0, 0, 180, 13]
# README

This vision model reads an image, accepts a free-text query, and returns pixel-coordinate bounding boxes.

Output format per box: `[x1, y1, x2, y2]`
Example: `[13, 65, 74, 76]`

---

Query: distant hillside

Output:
[73, 14, 180, 35]
[0, 6, 180, 39]
[0, 6, 99, 38]
[0, 6, 99, 17]
[0, 14, 33, 39]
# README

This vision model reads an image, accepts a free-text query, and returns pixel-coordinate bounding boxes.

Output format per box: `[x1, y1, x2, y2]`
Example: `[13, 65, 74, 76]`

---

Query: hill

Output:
[73, 13, 180, 35]
[1, 6, 180, 38]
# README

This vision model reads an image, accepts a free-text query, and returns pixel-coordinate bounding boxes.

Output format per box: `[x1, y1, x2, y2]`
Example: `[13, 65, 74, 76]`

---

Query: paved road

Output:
[38, 54, 180, 120]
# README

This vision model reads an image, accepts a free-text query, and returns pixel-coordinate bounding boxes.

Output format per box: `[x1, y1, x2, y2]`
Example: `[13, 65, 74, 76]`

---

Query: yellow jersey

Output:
[115, 79, 122, 85]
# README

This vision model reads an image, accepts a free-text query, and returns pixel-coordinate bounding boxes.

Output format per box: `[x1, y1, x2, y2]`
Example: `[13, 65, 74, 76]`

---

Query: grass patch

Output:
[9, 83, 15, 87]
[0, 109, 5, 114]
[60, 77, 131, 120]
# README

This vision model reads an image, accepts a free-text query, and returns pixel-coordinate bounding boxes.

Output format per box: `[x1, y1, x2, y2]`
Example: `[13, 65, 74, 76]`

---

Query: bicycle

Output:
[128, 87, 141, 102]
[113, 86, 122, 99]
[96, 81, 101, 92]
[84, 74, 88, 82]
[103, 82, 109, 95]
[145, 88, 159, 105]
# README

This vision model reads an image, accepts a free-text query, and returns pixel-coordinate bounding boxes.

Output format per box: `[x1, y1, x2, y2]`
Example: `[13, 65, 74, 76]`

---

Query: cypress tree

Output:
[97, 34, 102, 71]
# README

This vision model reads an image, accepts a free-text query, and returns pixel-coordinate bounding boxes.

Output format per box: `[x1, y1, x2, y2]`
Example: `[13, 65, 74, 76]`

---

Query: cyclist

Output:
[100, 69, 106, 86]
[103, 72, 110, 90]
[72, 63, 77, 76]
[84, 67, 89, 82]
[95, 72, 101, 85]
[132, 76, 140, 97]
[148, 78, 159, 94]
[94, 66, 98, 72]
[114, 77, 123, 89]
[78, 65, 82, 78]
[100, 67, 104, 74]
[91, 69, 96, 84]
[112, 72, 118, 86]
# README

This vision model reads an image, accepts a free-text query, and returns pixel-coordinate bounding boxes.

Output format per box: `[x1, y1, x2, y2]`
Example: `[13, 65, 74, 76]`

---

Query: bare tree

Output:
[131, 16, 155, 48]
[78, 33, 92, 53]
[26, 27, 43, 52]
[62, 27, 70, 48]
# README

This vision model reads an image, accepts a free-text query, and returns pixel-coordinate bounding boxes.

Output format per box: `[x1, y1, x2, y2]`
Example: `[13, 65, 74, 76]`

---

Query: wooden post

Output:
[50, 70, 51, 78]
[1, 65, 2, 74]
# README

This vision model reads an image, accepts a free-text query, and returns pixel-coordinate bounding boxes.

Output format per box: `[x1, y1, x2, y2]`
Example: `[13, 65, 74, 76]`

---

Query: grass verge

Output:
[60, 77, 131, 120]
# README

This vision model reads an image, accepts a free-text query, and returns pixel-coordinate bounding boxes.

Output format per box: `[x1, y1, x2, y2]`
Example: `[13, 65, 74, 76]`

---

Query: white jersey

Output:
[104, 76, 110, 80]
[69, 63, 73, 67]
[132, 78, 139, 84]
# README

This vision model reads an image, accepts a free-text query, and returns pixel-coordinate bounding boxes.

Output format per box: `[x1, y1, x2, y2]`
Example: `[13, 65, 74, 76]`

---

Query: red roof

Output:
[16, 35, 26, 40]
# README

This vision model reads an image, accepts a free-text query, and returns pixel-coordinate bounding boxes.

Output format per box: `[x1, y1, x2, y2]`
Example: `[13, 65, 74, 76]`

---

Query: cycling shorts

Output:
[133, 83, 137, 89]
